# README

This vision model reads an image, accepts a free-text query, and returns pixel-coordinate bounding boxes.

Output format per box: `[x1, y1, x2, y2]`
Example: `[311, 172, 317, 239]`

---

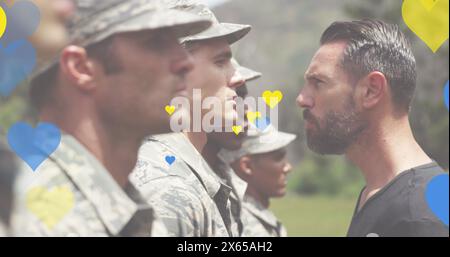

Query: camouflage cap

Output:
[218, 126, 297, 164]
[231, 58, 262, 82]
[31, 0, 212, 80]
[163, 0, 251, 44]
[69, 0, 212, 48]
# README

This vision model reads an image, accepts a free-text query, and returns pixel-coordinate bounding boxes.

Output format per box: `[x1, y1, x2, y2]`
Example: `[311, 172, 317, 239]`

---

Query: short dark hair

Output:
[320, 19, 417, 112]
[30, 36, 122, 110]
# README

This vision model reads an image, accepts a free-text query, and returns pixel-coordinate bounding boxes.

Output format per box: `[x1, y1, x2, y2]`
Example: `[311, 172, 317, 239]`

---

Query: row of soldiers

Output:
[0, 0, 295, 237]
[2, 0, 449, 237]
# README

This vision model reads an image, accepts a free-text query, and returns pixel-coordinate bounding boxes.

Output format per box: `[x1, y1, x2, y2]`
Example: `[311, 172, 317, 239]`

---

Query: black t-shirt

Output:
[347, 162, 449, 237]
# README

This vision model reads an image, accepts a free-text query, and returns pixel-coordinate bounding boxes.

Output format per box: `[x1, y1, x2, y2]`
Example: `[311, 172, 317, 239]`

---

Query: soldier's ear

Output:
[239, 156, 254, 177]
[59, 45, 97, 92]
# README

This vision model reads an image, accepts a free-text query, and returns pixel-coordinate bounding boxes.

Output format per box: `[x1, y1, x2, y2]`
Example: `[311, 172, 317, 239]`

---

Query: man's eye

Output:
[312, 78, 324, 88]
[215, 58, 230, 67]
[215, 60, 226, 66]
[276, 154, 285, 161]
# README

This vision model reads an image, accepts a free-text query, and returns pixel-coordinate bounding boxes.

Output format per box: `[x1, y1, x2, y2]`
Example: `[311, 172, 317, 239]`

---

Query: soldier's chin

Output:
[150, 119, 172, 136]
[274, 187, 287, 198]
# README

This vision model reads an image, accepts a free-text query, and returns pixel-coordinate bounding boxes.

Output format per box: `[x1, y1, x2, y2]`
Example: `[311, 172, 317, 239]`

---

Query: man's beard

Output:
[303, 97, 367, 155]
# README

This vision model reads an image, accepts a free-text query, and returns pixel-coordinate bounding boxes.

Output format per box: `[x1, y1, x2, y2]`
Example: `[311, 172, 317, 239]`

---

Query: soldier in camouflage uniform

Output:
[11, 0, 211, 236]
[0, 141, 16, 237]
[202, 59, 262, 236]
[129, 0, 251, 237]
[219, 126, 296, 237]
[0, 0, 74, 237]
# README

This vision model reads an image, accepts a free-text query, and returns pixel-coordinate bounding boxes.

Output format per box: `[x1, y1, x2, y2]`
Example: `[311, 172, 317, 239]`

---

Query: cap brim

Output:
[31, 9, 212, 82]
[218, 131, 297, 164]
[105, 9, 212, 43]
[238, 66, 262, 82]
[182, 23, 251, 45]
[248, 132, 297, 156]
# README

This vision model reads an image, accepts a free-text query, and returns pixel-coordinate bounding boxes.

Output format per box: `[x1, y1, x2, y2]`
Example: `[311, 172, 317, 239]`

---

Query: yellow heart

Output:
[232, 125, 242, 136]
[0, 6, 6, 40]
[26, 186, 75, 230]
[246, 111, 262, 124]
[402, 0, 449, 52]
[165, 105, 176, 116]
[262, 90, 283, 109]
[421, 0, 439, 11]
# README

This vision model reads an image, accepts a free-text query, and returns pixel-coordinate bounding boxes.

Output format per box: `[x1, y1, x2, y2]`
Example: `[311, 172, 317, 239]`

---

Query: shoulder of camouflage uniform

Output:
[132, 139, 218, 215]
[240, 207, 276, 237]
[241, 198, 287, 237]
[150, 218, 170, 237]
[11, 160, 106, 236]
[132, 141, 225, 236]
[133, 137, 198, 182]
[133, 173, 212, 237]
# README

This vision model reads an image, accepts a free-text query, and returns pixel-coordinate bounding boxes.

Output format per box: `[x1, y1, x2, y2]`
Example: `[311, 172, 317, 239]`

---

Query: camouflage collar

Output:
[49, 135, 140, 236]
[154, 133, 229, 199]
[224, 164, 248, 202]
[243, 195, 280, 229]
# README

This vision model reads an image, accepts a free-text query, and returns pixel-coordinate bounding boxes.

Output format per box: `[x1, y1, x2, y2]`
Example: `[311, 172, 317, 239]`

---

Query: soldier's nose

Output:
[229, 71, 245, 89]
[284, 162, 293, 174]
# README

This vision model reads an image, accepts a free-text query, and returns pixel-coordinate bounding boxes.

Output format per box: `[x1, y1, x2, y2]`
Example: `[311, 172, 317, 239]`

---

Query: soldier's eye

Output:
[215, 58, 230, 67]
[146, 39, 164, 49]
[215, 60, 226, 67]
[142, 35, 168, 51]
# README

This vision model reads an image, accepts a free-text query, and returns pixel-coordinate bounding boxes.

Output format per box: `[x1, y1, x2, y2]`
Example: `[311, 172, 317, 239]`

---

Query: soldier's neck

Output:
[184, 131, 207, 153]
[246, 186, 270, 209]
[79, 130, 141, 189]
[41, 112, 141, 189]
[202, 141, 221, 169]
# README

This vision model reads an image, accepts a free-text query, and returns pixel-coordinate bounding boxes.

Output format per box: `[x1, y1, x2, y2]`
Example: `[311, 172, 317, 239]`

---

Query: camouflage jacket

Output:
[130, 133, 235, 237]
[213, 161, 248, 236]
[241, 195, 287, 237]
[11, 134, 167, 237]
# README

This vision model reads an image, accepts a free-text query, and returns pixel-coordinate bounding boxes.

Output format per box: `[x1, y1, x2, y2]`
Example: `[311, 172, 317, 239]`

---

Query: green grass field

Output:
[270, 194, 358, 237]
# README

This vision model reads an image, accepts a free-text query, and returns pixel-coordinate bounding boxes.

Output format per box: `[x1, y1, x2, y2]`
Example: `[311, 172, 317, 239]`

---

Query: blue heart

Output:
[425, 174, 449, 226]
[0, 1, 40, 46]
[0, 40, 36, 96]
[255, 116, 271, 131]
[7, 122, 61, 171]
[165, 156, 176, 166]
[444, 81, 449, 111]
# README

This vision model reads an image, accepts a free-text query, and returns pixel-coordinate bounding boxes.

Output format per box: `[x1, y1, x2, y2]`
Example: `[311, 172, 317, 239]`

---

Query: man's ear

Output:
[238, 155, 254, 177]
[59, 45, 97, 91]
[358, 71, 388, 109]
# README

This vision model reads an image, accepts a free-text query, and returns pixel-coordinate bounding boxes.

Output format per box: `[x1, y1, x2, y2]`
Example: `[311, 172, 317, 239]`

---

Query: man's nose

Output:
[296, 88, 314, 109]
[229, 71, 245, 89]
[284, 162, 293, 174]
